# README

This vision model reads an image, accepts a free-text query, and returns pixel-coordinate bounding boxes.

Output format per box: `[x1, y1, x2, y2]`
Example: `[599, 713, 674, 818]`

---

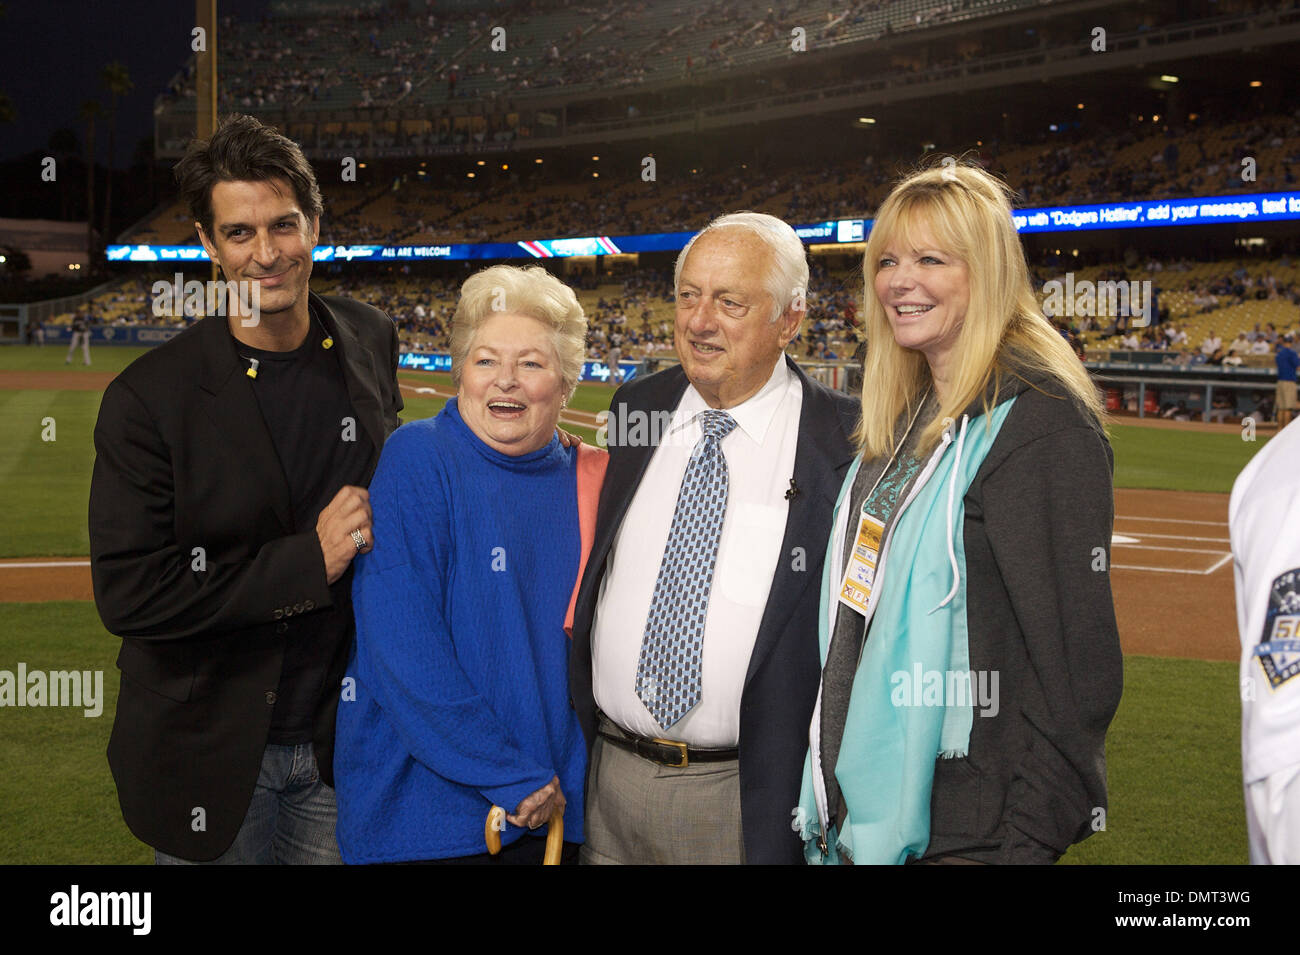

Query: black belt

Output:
[597, 718, 738, 769]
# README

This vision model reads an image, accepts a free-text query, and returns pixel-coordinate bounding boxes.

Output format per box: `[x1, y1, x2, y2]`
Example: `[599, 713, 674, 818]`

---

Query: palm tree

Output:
[79, 99, 102, 259]
[0, 5, 11, 129]
[100, 62, 134, 244]
[48, 129, 80, 219]
[0, 9, 13, 132]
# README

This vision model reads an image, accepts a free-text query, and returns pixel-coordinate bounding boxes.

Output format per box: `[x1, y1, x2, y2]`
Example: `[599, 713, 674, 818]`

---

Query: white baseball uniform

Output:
[1229, 418, 1300, 864]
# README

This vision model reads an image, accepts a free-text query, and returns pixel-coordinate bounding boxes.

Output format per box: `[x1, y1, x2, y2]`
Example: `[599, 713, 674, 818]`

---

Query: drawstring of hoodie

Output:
[930, 413, 969, 614]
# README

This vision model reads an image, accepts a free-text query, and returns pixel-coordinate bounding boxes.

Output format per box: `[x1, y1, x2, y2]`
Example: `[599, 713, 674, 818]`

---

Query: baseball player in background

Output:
[65, 310, 91, 365]
[1230, 418, 1300, 864]
[606, 338, 622, 385]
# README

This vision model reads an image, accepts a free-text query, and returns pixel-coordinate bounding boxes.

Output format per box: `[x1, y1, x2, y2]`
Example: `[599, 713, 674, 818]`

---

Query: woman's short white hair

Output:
[449, 265, 588, 399]
[673, 211, 809, 323]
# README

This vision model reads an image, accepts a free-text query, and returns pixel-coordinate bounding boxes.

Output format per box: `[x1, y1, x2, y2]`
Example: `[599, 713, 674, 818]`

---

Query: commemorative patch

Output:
[1255, 568, 1300, 689]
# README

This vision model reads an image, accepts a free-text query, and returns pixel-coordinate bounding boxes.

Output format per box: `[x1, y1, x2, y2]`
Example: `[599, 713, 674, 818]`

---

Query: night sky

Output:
[0, 0, 270, 167]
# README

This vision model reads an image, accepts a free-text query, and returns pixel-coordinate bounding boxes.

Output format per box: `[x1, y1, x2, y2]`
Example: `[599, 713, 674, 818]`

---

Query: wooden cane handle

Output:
[485, 805, 507, 855]
[484, 804, 564, 864]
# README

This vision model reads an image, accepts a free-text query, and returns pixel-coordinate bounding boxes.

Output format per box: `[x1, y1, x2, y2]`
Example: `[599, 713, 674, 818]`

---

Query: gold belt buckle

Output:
[651, 737, 689, 768]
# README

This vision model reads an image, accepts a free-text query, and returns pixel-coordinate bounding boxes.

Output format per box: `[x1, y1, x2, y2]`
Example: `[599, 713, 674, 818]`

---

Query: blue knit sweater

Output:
[335, 398, 586, 863]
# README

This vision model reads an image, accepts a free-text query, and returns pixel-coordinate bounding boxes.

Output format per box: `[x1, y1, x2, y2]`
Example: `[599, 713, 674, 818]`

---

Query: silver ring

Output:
[350, 529, 367, 552]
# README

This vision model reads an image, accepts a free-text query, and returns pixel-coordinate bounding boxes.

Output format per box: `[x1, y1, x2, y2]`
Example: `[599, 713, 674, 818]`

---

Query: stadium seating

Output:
[124, 104, 1300, 251]
[157, 0, 1042, 113]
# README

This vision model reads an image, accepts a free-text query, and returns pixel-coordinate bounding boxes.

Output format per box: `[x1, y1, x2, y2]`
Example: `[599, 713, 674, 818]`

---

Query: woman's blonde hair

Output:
[854, 159, 1104, 458]
[449, 265, 588, 400]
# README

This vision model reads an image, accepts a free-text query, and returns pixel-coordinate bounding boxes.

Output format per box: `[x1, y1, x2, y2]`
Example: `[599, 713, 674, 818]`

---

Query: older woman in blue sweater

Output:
[335, 265, 596, 864]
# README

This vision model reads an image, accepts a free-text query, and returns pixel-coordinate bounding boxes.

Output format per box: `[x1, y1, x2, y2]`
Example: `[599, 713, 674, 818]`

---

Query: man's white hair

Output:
[673, 211, 809, 323]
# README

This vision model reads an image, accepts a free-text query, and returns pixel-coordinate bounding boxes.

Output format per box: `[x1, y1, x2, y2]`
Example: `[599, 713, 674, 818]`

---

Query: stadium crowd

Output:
[139, 105, 1300, 255]
[45, 251, 1300, 373]
[157, 0, 1024, 112]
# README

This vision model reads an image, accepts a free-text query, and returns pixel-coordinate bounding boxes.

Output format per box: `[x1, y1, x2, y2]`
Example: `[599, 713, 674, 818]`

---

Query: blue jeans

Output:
[155, 743, 342, 865]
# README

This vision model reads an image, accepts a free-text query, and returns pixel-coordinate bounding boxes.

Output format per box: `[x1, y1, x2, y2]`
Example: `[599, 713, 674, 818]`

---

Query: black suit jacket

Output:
[569, 355, 858, 864]
[89, 292, 402, 860]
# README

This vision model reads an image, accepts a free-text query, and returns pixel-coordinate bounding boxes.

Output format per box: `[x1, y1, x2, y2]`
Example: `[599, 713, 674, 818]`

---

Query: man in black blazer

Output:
[89, 115, 401, 863]
[570, 213, 859, 864]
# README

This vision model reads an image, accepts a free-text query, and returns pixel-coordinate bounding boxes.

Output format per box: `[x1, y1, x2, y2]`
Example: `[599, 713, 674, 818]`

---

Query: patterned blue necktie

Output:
[635, 409, 738, 729]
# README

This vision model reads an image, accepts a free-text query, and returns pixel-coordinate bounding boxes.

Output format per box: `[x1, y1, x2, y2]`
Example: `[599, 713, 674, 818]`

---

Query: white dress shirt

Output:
[592, 356, 803, 747]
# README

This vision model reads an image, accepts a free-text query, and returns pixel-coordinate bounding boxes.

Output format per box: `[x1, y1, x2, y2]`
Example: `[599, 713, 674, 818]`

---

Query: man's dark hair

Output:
[174, 113, 323, 240]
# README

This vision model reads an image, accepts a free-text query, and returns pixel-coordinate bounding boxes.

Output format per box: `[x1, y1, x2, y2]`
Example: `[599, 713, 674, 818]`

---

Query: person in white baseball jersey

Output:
[1229, 418, 1300, 864]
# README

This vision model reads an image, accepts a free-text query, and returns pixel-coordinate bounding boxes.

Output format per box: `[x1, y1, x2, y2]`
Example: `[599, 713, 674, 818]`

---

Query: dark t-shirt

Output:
[235, 312, 372, 742]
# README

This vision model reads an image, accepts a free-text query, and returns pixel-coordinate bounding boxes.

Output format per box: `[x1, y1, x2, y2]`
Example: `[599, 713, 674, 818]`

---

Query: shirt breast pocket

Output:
[716, 502, 786, 608]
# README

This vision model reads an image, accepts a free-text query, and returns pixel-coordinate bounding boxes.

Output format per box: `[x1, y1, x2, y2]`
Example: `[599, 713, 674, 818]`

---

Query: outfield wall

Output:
[30, 325, 184, 346]
[401, 351, 644, 386]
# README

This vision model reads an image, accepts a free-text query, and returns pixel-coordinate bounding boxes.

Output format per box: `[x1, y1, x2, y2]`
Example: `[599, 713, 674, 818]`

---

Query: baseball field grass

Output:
[1107, 425, 1266, 493]
[1060, 656, 1246, 865]
[0, 342, 1261, 864]
[0, 600, 1242, 864]
[0, 344, 151, 375]
[0, 602, 147, 865]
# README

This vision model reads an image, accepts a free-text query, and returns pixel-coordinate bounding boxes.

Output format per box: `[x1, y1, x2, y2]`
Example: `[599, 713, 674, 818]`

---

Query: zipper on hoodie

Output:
[809, 422, 962, 852]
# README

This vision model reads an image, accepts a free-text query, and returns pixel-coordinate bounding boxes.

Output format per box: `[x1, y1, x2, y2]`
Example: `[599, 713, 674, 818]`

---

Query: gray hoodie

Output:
[823, 368, 1122, 863]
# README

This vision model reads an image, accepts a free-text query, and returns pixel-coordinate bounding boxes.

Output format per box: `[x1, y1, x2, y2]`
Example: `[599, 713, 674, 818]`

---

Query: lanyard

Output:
[859, 387, 932, 519]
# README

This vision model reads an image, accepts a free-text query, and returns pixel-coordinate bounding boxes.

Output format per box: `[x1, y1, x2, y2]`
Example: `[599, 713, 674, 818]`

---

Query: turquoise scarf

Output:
[796, 398, 1015, 864]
